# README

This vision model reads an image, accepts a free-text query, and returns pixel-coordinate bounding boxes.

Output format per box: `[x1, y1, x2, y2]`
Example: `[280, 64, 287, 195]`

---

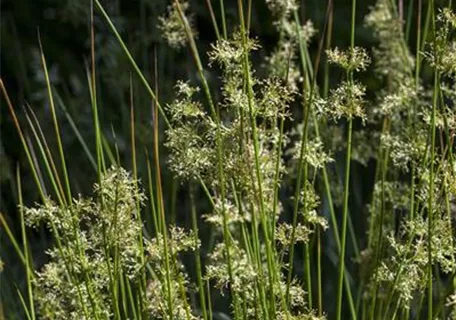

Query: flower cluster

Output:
[26, 167, 145, 319]
[265, 0, 298, 19]
[373, 214, 456, 307]
[365, 0, 414, 83]
[424, 8, 456, 75]
[158, 1, 195, 49]
[327, 81, 367, 121]
[264, 0, 316, 91]
[327, 47, 371, 72]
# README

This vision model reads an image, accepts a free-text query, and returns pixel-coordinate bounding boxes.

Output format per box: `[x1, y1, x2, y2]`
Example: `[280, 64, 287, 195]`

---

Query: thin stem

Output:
[37, 33, 72, 205]
[17, 167, 36, 320]
[94, 0, 170, 128]
[427, 2, 437, 319]
[173, 1, 239, 316]
[237, 0, 278, 317]
[336, 0, 356, 318]
[219, 0, 227, 38]
[190, 187, 208, 320]
[336, 117, 354, 320]
[205, 0, 221, 40]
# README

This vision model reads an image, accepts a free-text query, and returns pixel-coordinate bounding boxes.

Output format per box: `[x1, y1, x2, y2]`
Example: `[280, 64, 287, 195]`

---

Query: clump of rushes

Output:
[21, 166, 200, 319]
[361, 0, 456, 318]
[25, 167, 145, 318]
[165, 26, 324, 318]
[3, 0, 456, 319]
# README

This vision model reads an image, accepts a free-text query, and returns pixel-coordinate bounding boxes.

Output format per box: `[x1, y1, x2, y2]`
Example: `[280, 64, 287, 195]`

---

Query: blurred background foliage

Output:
[2, 0, 425, 317]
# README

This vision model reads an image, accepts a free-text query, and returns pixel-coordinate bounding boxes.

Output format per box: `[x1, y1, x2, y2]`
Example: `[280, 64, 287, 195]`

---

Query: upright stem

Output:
[219, 0, 227, 38]
[336, 1, 356, 319]
[237, 0, 278, 316]
[336, 117, 354, 320]
[190, 188, 208, 320]
[317, 227, 322, 317]
[173, 2, 240, 316]
[428, 2, 437, 319]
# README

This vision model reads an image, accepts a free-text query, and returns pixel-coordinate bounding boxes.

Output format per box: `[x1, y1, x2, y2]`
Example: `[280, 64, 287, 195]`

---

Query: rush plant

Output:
[1, 0, 456, 319]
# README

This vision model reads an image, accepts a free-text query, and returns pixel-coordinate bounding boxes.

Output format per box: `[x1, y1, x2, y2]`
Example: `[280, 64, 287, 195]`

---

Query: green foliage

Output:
[2, 0, 456, 319]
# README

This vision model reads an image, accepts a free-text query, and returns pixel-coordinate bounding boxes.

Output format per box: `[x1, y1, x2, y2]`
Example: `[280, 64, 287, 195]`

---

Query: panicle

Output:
[326, 46, 371, 72]
[327, 81, 367, 121]
[158, 1, 195, 49]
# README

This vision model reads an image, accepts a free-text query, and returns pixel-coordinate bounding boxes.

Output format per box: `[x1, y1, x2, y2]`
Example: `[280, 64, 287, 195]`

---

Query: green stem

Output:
[427, 2, 437, 318]
[336, 117, 354, 320]
[190, 188, 208, 320]
[219, 0, 227, 38]
[336, 0, 356, 318]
